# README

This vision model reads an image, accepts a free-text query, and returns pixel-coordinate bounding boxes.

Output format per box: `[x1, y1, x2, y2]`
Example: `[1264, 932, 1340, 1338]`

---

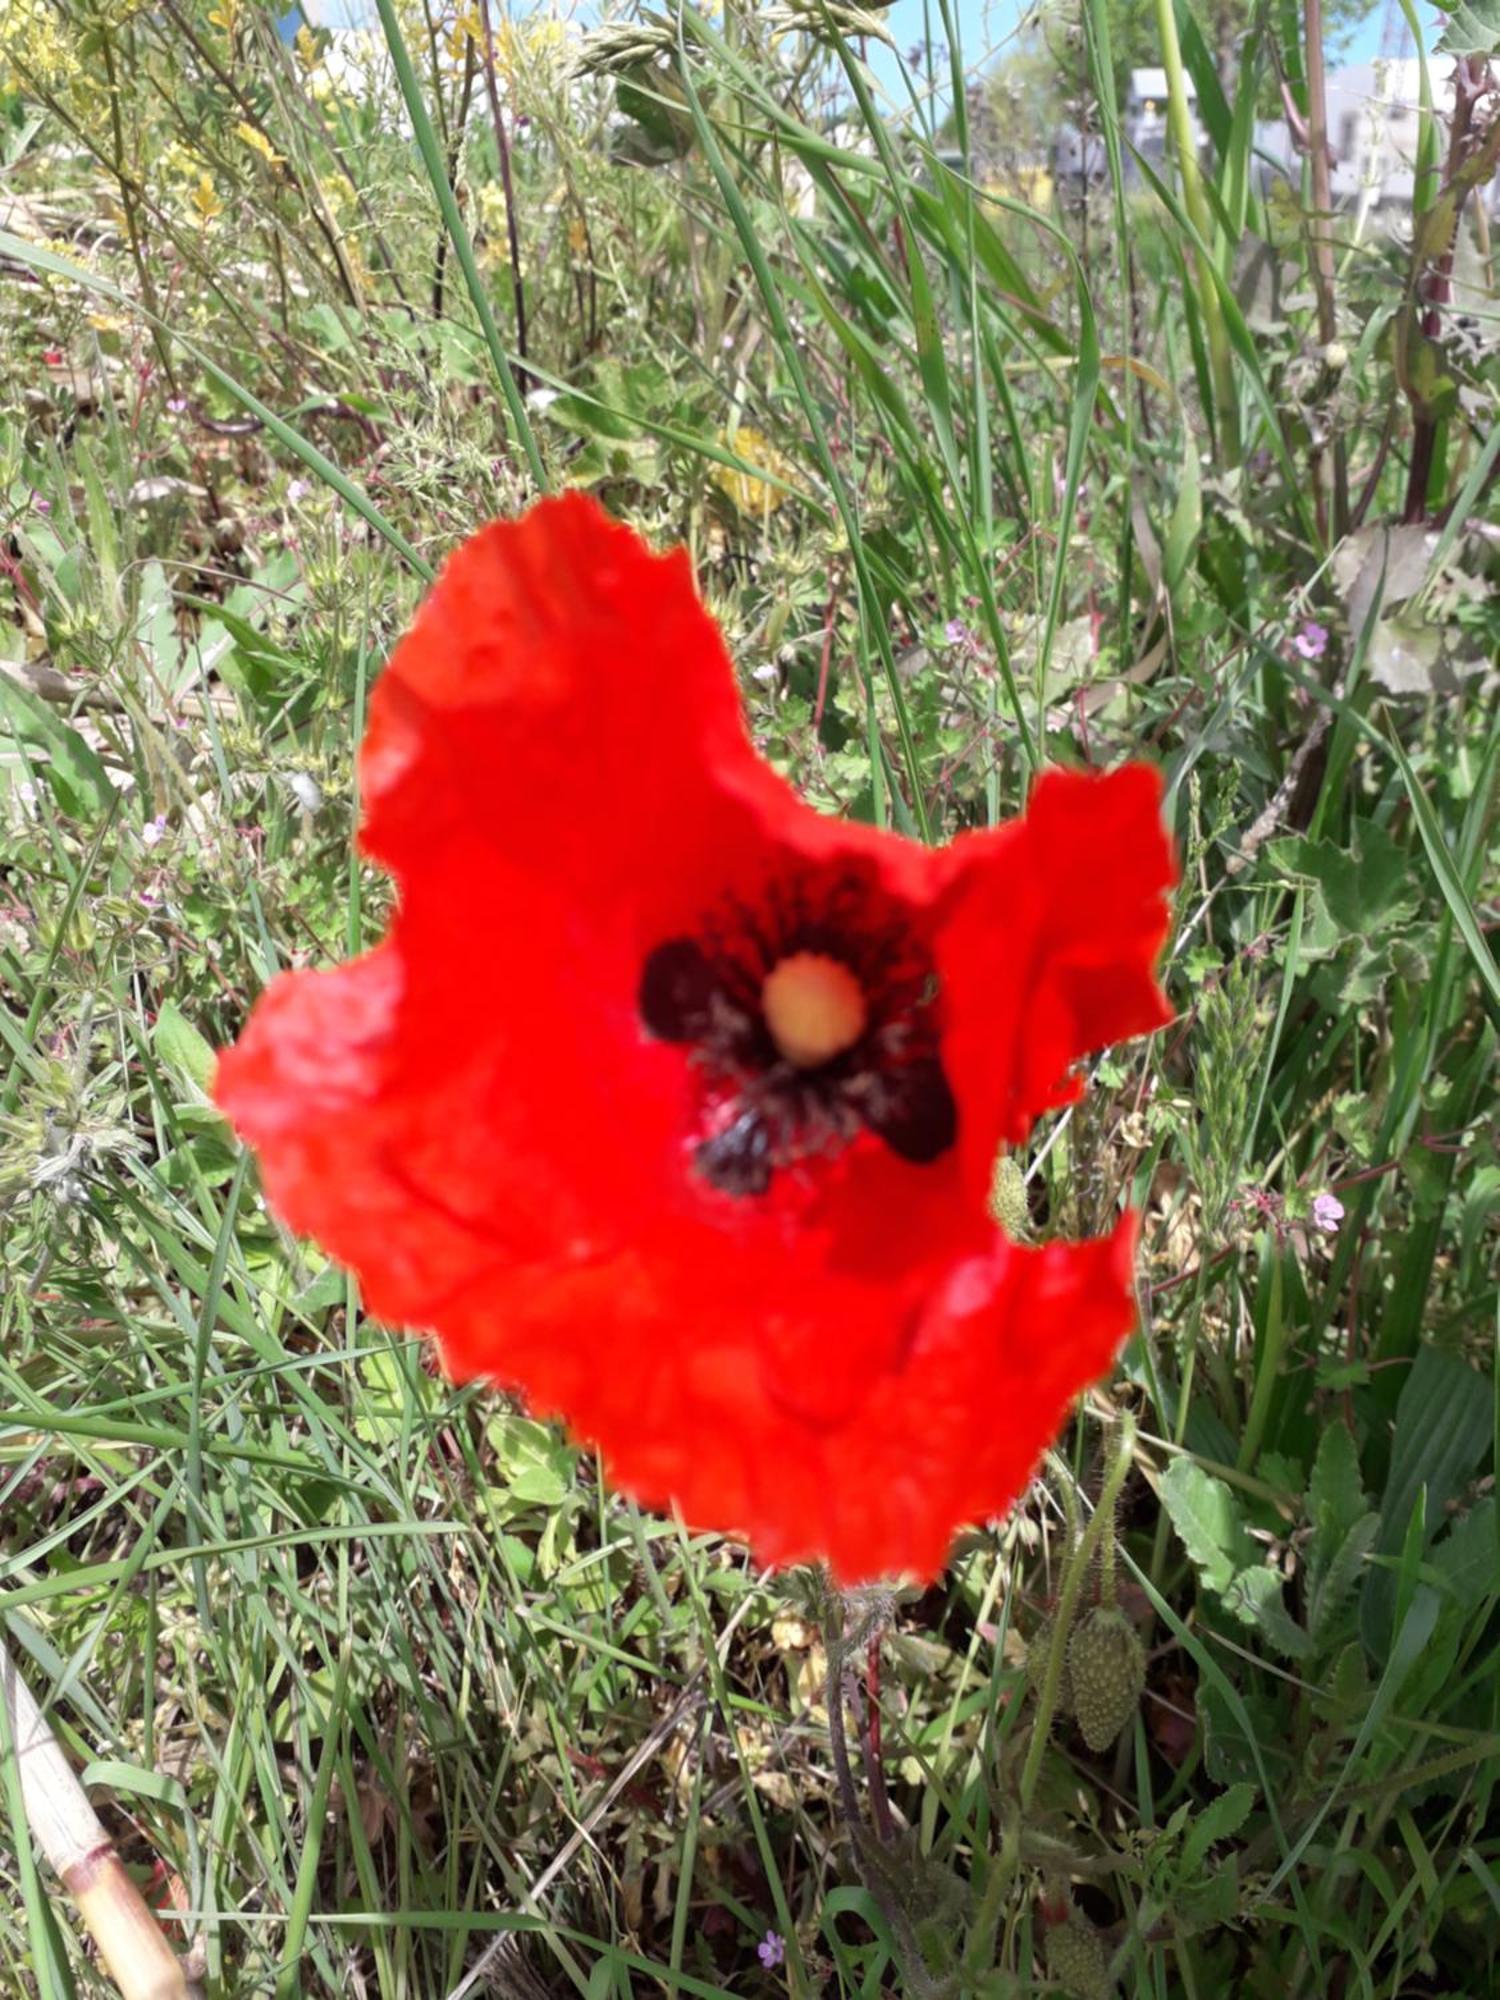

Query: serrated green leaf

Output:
[1224, 1564, 1313, 1658]
[1181, 1781, 1256, 1878]
[1308, 1422, 1368, 1556]
[1308, 1511, 1379, 1651]
[1162, 1457, 1254, 1594]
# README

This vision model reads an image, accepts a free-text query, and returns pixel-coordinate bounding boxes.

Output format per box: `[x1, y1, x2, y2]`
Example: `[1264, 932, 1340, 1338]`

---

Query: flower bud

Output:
[1067, 1606, 1145, 1752]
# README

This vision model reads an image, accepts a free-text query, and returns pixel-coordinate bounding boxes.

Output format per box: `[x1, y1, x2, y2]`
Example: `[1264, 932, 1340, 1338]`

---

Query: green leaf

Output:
[1162, 1457, 1253, 1594]
[1198, 1684, 1292, 1787]
[353, 1342, 418, 1445]
[1165, 1460, 1311, 1655]
[1437, 0, 1500, 55]
[1180, 1782, 1257, 1879]
[1381, 1347, 1492, 1562]
[1307, 1422, 1368, 1556]
[0, 673, 114, 818]
[152, 1000, 217, 1095]
[1270, 819, 1418, 945]
[487, 1412, 576, 1509]
[1224, 1565, 1312, 1659]
[1308, 1512, 1380, 1652]
[1428, 1499, 1499, 1613]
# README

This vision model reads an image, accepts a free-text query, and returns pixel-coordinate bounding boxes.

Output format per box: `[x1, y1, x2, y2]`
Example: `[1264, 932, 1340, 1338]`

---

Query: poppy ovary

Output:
[760, 951, 867, 1069]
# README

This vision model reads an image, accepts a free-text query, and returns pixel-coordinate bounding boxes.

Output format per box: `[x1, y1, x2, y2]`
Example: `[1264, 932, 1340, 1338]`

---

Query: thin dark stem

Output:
[433, 38, 477, 318]
[822, 1588, 946, 2000]
[476, 0, 531, 389]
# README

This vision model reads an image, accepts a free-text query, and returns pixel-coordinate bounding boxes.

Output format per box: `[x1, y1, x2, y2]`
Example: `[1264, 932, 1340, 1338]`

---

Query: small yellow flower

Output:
[235, 121, 283, 168]
[712, 427, 796, 517]
[191, 174, 224, 224]
[444, 5, 481, 65]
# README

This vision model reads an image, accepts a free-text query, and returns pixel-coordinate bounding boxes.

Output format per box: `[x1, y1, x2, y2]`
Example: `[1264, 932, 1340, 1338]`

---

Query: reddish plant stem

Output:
[862, 1632, 896, 1844]
[1302, 0, 1348, 540]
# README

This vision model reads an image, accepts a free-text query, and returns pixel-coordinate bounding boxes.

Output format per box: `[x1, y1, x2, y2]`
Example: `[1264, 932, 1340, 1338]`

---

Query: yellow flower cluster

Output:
[712, 426, 797, 517]
[440, 7, 568, 84]
[1, 0, 81, 88]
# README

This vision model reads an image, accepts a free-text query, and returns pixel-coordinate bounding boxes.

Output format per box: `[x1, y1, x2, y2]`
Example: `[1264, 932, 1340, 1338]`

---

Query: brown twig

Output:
[433, 33, 478, 319]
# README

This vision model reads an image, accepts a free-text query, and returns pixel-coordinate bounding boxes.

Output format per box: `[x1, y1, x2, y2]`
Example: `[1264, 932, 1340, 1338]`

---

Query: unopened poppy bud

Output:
[988, 1153, 1030, 1238]
[1046, 1918, 1112, 1998]
[1067, 1606, 1145, 1752]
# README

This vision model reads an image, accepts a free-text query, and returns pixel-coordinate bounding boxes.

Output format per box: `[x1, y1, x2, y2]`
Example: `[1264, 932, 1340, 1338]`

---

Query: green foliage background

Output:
[0, 1, 1496, 1995]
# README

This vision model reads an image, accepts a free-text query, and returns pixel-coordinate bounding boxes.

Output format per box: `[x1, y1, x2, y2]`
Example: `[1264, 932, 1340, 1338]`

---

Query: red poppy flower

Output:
[214, 495, 1175, 1583]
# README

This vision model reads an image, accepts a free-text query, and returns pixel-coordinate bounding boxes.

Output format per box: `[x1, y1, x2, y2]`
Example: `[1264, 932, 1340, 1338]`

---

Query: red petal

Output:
[214, 496, 1176, 1582]
[937, 764, 1176, 1195]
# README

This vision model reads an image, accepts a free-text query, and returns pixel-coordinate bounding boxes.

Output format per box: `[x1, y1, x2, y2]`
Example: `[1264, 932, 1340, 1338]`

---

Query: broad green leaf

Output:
[1162, 1456, 1253, 1594]
[1428, 1498, 1498, 1613]
[1437, 0, 1500, 54]
[152, 1000, 217, 1095]
[487, 1412, 576, 1509]
[0, 673, 114, 818]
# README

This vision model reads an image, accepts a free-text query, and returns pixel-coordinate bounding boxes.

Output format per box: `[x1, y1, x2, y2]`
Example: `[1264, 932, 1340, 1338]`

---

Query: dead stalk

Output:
[1, 1636, 199, 2000]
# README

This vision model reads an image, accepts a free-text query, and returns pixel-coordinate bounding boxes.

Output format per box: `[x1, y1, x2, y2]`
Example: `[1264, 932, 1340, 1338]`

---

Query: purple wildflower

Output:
[1293, 620, 1329, 661]
[757, 1930, 786, 1970]
[141, 814, 167, 849]
[1311, 1191, 1344, 1235]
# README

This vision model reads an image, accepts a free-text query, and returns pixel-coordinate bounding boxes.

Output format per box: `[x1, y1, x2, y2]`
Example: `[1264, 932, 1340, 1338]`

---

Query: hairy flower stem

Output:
[1020, 1419, 1136, 1812]
[822, 1589, 947, 2000]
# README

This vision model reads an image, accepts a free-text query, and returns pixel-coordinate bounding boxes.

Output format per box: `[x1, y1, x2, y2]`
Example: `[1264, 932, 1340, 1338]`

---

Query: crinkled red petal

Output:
[213, 494, 1176, 1583]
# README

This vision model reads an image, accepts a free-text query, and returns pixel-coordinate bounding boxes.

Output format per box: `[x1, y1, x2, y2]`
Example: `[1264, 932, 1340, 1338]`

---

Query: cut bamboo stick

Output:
[1, 1636, 200, 2000]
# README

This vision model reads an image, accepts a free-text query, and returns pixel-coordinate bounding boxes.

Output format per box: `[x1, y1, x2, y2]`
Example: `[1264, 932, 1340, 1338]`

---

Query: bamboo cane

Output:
[1, 1636, 199, 2000]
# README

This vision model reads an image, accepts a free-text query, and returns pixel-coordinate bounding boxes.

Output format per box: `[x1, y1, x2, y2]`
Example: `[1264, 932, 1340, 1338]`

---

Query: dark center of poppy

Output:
[638, 863, 957, 1197]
